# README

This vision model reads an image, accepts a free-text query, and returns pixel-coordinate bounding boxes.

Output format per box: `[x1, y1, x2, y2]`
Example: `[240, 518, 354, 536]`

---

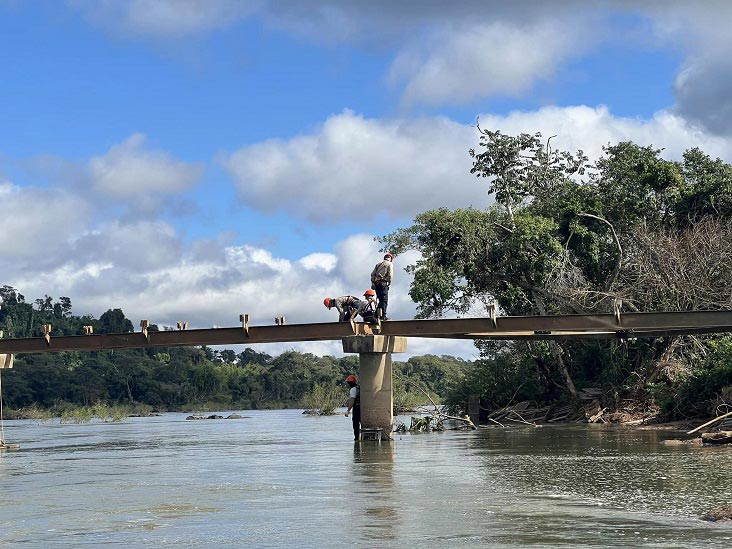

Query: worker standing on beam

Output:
[344, 374, 361, 440]
[370, 253, 394, 321]
[323, 296, 362, 322]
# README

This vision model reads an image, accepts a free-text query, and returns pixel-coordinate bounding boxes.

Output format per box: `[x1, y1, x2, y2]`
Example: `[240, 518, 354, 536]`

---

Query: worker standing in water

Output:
[370, 253, 394, 320]
[344, 374, 361, 440]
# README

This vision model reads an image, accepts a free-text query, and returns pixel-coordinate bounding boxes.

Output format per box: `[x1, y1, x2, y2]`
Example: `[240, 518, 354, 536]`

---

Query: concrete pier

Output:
[342, 335, 407, 440]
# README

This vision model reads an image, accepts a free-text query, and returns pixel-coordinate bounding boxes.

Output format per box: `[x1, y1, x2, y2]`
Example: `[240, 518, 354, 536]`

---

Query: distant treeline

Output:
[0, 286, 469, 411]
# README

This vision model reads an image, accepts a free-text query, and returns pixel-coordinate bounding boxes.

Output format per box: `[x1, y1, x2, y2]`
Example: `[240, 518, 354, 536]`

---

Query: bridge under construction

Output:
[2, 309, 732, 355]
[3, 309, 732, 440]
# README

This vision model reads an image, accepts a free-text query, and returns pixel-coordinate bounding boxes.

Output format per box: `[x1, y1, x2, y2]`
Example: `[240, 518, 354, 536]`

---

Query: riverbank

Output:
[5, 399, 729, 439]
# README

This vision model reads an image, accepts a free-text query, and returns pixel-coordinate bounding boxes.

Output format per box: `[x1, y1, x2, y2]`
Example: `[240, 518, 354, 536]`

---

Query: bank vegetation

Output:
[381, 130, 732, 424]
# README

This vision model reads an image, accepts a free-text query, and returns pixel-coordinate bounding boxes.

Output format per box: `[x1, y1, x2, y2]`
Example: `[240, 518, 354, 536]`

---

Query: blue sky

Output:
[2, 1, 732, 358]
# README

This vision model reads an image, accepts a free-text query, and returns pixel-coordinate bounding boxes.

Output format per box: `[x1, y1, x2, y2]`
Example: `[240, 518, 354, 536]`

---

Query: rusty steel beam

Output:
[2, 310, 732, 355]
[423, 326, 732, 340]
[0, 322, 362, 355]
[377, 311, 732, 337]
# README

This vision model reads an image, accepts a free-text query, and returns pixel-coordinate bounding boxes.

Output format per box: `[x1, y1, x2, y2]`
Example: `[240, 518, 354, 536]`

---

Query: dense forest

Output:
[0, 286, 468, 414]
[384, 133, 732, 421]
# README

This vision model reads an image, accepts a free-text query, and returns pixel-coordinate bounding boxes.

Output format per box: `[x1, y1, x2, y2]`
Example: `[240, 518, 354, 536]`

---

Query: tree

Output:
[98, 309, 134, 334]
[383, 130, 732, 410]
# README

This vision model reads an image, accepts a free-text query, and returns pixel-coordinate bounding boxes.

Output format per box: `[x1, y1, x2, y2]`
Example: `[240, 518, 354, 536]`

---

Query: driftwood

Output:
[482, 388, 614, 426]
[588, 407, 607, 423]
[687, 410, 732, 435]
[701, 431, 732, 445]
[393, 373, 476, 429]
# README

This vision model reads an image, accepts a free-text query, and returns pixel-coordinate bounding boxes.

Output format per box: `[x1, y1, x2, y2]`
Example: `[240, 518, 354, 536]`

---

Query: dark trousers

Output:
[374, 282, 389, 318]
[352, 405, 361, 440]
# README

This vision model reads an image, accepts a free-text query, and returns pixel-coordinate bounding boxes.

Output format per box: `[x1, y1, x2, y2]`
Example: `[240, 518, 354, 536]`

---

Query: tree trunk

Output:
[531, 290, 578, 400]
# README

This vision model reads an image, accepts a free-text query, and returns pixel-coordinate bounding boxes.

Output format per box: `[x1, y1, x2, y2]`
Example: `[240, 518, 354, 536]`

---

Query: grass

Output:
[7, 402, 153, 424]
[301, 383, 344, 415]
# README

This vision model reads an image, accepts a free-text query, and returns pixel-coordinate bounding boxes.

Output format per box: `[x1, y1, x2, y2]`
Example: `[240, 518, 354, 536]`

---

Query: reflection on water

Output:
[1, 411, 731, 547]
[353, 441, 396, 541]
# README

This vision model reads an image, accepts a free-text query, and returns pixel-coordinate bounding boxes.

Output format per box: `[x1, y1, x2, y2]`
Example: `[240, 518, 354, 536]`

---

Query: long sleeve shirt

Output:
[334, 296, 360, 321]
[370, 260, 393, 284]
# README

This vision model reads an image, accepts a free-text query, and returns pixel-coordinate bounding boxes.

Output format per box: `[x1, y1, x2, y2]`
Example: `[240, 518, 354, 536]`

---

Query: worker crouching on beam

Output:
[323, 296, 362, 322]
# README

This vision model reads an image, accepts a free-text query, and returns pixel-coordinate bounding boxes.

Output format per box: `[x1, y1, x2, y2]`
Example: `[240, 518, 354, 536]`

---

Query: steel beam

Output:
[2, 310, 732, 355]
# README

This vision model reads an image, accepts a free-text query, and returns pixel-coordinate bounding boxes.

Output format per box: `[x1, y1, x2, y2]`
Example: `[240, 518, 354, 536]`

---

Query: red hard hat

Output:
[364, 289, 376, 297]
[346, 374, 357, 383]
[323, 297, 332, 308]
[384, 253, 394, 261]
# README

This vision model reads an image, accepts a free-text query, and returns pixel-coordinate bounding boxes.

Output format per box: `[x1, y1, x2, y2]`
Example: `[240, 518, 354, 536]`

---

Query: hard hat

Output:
[364, 289, 376, 297]
[384, 253, 394, 261]
[323, 297, 332, 308]
[346, 374, 357, 383]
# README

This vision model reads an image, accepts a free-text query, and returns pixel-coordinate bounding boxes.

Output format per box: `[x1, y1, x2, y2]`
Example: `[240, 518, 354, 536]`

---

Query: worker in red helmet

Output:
[323, 296, 361, 322]
[345, 374, 361, 440]
[357, 289, 380, 326]
[370, 253, 394, 321]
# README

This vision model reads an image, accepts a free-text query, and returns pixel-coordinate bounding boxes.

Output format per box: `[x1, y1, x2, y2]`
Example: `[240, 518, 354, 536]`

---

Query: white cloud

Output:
[223, 110, 483, 222]
[88, 133, 203, 201]
[390, 19, 588, 106]
[66, 1, 600, 107]
[61, 0, 732, 120]
[223, 105, 732, 223]
[18, 134, 204, 217]
[0, 181, 91, 264]
[475, 105, 732, 163]
[639, 1, 732, 135]
[3, 216, 478, 358]
[299, 253, 337, 272]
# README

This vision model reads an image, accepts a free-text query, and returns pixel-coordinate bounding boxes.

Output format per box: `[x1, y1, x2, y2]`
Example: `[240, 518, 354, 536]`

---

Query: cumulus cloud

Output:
[222, 110, 483, 222]
[223, 105, 732, 222]
[3, 216, 477, 358]
[0, 181, 91, 266]
[88, 133, 203, 205]
[66, 0, 601, 106]
[17, 134, 204, 216]
[389, 18, 588, 106]
[640, 1, 732, 135]
[475, 104, 732, 163]
[63, 0, 732, 121]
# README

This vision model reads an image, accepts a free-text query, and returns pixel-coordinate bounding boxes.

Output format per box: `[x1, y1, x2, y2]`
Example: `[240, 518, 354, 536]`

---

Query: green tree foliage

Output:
[383, 131, 732, 418]
[98, 309, 134, 334]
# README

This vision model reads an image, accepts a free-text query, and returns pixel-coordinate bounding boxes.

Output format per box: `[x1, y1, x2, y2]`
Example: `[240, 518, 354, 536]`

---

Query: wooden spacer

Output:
[487, 303, 498, 329]
[613, 298, 623, 326]
[140, 320, 150, 341]
[41, 324, 52, 345]
[239, 314, 250, 336]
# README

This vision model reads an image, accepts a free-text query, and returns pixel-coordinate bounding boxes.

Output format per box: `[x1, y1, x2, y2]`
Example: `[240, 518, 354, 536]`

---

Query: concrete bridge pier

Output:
[342, 335, 407, 440]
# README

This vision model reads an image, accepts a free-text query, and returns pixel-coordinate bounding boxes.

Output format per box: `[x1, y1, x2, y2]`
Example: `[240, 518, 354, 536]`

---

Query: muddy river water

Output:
[1, 409, 731, 547]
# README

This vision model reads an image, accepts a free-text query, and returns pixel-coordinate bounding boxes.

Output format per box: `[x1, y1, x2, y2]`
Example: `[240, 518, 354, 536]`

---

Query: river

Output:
[1, 410, 731, 547]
